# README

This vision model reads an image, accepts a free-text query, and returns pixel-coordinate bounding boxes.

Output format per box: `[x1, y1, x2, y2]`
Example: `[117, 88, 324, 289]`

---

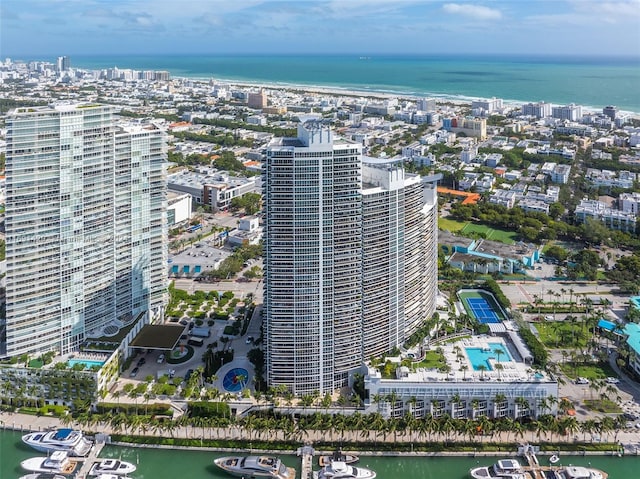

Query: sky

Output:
[1, 0, 640, 58]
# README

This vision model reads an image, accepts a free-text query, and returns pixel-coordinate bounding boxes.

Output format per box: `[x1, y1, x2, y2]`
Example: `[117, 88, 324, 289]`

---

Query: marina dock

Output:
[75, 434, 107, 478]
[297, 445, 314, 479]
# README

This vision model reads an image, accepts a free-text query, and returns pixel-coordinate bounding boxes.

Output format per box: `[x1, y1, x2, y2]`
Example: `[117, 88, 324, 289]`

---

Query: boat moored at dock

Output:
[471, 446, 608, 479]
[214, 455, 296, 479]
[20, 451, 78, 475]
[317, 461, 377, 479]
[88, 459, 137, 476]
[318, 450, 359, 467]
[469, 459, 526, 479]
[22, 428, 93, 456]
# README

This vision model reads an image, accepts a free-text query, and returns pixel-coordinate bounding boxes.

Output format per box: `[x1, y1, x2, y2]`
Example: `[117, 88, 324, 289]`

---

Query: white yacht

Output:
[470, 459, 527, 479]
[317, 461, 377, 479]
[88, 459, 137, 476]
[22, 428, 93, 456]
[91, 475, 132, 479]
[19, 474, 67, 479]
[554, 466, 606, 479]
[214, 455, 295, 479]
[20, 451, 78, 475]
[318, 450, 359, 467]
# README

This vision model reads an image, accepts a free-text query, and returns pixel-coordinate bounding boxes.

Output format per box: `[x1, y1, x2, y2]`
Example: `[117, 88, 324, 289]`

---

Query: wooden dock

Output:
[75, 434, 108, 479]
[297, 445, 315, 479]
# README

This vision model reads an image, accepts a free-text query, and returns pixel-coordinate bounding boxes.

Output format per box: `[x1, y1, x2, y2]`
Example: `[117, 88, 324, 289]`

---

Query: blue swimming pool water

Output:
[67, 359, 105, 369]
[631, 297, 640, 310]
[222, 368, 249, 392]
[465, 343, 511, 371]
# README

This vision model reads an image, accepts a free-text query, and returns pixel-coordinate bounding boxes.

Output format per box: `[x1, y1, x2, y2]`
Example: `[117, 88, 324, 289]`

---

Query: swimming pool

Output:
[631, 297, 640, 310]
[222, 368, 249, 392]
[465, 343, 511, 371]
[67, 359, 105, 369]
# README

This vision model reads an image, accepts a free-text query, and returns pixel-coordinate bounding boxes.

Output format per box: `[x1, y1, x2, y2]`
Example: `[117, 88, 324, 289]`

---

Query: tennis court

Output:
[466, 297, 501, 323]
[459, 289, 507, 324]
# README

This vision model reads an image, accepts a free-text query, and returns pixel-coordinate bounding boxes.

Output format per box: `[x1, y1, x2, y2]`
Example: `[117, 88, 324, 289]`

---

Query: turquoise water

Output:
[67, 359, 105, 369]
[66, 54, 640, 113]
[630, 297, 640, 310]
[465, 344, 511, 371]
[2, 429, 639, 478]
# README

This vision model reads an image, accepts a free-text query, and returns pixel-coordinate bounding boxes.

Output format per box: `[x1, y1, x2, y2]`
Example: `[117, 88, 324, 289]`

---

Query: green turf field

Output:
[460, 223, 517, 244]
[438, 217, 468, 232]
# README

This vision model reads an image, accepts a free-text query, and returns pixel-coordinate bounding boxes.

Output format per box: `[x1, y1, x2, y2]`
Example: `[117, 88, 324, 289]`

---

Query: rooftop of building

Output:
[367, 331, 550, 385]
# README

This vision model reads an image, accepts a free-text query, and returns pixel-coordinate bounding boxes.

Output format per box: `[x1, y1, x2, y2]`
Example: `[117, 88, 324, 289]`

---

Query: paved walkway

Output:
[3, 410, 640, 450]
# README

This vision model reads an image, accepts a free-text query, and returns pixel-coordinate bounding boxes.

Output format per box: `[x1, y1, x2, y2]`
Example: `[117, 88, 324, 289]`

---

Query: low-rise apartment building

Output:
[575, 199, 637, 233]
[168, 169, 257, 211]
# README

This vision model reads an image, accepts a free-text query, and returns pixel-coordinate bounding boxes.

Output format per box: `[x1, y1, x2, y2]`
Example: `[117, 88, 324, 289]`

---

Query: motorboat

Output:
[317, 461, 376, 479]
[214, 455, 295, 479]
[88, 459, 137, 476]
[470, 459, 527, 479]
[20, 451, 78, 475]
[22, 428, 93, 456]
[556, 466, 606, 479]
[91, 475, 132, 479]
[549, 454, 560, 464]
[318, 450, 359, 467]
[19, 474, 67, 479]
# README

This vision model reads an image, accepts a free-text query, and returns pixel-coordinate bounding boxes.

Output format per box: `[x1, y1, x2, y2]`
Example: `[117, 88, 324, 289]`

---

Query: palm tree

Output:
[477, 364, 487, 380]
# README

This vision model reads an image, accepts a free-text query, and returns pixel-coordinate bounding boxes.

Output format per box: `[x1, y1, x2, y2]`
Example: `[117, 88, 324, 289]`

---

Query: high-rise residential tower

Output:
[264, 122, 438, 395]
[361, 159, 439, 360]
[3, 104, 167, 357]
[264, 122, 362, 395]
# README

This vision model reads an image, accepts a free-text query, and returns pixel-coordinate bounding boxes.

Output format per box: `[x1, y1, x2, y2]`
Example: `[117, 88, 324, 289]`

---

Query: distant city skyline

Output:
[1, 0, 639, 58]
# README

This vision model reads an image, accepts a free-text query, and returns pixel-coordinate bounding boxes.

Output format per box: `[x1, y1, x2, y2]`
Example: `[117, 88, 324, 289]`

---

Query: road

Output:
[173, 278, 263, 303]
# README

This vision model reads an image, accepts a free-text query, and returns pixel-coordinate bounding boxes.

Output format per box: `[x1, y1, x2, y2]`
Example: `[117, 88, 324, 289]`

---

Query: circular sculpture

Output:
[222, 368, 249, 392]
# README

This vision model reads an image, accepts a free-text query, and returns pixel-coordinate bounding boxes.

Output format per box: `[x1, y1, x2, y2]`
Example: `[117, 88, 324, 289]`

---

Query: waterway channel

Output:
[1, 428, 638, 478]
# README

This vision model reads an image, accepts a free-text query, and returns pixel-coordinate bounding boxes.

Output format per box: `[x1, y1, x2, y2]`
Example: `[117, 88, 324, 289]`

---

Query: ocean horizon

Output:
[63, 54, 640, 114]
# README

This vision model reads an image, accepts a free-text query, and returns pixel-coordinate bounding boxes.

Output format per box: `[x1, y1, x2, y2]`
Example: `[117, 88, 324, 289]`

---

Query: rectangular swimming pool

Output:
[465, 343, 511, 371]
[67, 359, 105, 369]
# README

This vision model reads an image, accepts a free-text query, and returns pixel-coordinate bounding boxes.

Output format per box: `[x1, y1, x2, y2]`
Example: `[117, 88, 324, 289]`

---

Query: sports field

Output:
[458, 289, 507, 323]
[459, 223, 517, 245]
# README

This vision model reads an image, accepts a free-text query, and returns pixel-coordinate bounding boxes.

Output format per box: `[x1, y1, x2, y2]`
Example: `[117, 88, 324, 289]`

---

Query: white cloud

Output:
[442, 3, 502, 20]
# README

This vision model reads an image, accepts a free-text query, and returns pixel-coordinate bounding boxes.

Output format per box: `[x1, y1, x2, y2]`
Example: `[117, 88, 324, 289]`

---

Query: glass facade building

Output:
[3, 105, 167, 357]
[264, 123, 438, 395]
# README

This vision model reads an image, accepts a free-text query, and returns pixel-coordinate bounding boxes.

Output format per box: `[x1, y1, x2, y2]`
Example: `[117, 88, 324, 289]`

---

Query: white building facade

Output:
[4, 105, 167, 357]
[264, 123, 439, 395]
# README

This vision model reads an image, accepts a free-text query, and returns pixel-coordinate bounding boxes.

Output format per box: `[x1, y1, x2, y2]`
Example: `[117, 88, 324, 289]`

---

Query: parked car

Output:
[184, 369, 194, 381]
[157, 353, 165, 364]
[245, 336, 254, 344]
[605, 377, 620, 384]
[130, 367, 139, 377]
[575, 377, 589, 385]
[137, 357, 146, 366]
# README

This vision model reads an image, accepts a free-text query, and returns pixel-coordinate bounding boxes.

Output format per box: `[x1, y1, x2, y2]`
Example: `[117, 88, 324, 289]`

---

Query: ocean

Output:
[69, 54, 640, 113]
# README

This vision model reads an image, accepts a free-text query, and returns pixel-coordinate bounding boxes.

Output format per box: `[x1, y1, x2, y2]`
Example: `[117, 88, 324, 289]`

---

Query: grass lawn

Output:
[534, 321, 589, 349]
[415, 350, 447, 370]
[559, 361, 616, 380]
[439, 217, 468, 232]
[583, 399, 622, 414]
[460, 223, 517, 245]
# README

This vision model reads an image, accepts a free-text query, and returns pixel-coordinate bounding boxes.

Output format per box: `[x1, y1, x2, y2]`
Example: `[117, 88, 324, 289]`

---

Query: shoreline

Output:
[172, 75, 640, 117]
[67, 56, 640, 116]
[1, 412, 634, 458]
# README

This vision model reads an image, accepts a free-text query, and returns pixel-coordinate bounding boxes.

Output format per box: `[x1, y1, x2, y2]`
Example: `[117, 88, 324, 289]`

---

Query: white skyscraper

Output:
[361, 159, 439, 359]
[264, 122, 438, 395]
[3, 104, 167, 357]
